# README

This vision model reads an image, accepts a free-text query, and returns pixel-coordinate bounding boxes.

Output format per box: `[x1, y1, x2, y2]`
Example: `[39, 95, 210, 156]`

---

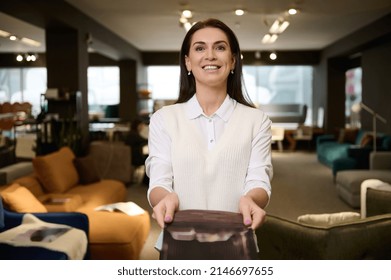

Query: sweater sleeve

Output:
[243, 110, 273, 202]
[145, 109, 174, 207]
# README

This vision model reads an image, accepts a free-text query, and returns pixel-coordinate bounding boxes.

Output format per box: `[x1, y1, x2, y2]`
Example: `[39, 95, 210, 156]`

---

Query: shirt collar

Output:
[185, 94, 236, 122]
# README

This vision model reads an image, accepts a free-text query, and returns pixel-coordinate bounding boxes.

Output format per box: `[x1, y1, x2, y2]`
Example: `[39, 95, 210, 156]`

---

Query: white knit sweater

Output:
[161, 102, 267, 213]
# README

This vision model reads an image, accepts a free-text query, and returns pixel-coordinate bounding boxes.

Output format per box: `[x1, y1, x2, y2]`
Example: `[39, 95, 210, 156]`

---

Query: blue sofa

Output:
[317, 129, 391, 178]
[0, 197, 90, 260]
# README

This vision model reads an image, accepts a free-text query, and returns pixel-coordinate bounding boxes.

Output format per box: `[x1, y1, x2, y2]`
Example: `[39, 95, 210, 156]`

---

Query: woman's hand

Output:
[239, 188, 268, 229]
[151, 191, 179, 228]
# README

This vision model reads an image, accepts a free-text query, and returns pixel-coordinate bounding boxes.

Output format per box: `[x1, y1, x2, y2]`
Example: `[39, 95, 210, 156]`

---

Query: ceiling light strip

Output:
[0, 28, 41, 47]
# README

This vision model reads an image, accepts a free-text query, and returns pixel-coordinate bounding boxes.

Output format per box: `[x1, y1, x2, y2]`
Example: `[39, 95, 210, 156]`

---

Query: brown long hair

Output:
[177, 18, 254, 107]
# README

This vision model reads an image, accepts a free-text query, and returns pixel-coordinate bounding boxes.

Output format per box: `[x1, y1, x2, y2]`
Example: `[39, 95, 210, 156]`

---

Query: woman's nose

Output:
[205, 48, 216, 60]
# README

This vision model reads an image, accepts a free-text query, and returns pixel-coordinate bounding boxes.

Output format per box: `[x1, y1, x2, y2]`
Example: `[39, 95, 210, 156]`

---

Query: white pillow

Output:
[297, 212, 360, 226]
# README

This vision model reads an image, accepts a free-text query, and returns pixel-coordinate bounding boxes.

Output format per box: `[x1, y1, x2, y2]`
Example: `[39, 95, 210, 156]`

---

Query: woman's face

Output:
[185, 27, 235, 90]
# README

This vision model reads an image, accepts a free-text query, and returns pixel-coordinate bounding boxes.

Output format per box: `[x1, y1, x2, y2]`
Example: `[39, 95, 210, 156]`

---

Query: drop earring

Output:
[188, 71, 191, 76]
[231, 70, 234, 74]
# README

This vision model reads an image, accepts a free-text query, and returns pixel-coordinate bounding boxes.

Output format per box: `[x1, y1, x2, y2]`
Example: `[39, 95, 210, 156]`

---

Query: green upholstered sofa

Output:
[255, 213, 391, 259]
[255, 183, 391, 259]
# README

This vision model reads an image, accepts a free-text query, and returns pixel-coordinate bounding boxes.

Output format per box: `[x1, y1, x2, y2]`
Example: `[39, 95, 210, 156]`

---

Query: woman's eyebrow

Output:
[192, 40, 228, 46]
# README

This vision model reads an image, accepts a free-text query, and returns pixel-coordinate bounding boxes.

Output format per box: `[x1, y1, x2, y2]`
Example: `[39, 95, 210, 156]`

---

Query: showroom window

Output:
[147, 65, 313, 124]
[0, 67, 121, 119]
[0, 67, 46, 117]
[88, 66, 120, 117]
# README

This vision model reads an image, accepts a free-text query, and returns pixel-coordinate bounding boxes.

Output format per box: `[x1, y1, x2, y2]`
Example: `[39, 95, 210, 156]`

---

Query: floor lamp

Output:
[360, 102, 387, 152]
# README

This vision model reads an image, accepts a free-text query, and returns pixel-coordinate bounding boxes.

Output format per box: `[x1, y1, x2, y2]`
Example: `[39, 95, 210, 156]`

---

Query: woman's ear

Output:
[231, 55, 236, 70]
[185, 55, 191, 72]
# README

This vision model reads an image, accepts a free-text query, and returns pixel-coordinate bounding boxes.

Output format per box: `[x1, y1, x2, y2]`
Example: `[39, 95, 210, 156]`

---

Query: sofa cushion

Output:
[1, 184, 47, 213]
[85, 210, 150, 259]
[338, 128, 359, 144]
[12, 174, 45, 197]
[33, 147, 79, 193]
[67, 179, 127, 212]
[297, 212, 360, 226]
[73, 157, 101, 185]
[317, 142, 351, 167]
[40, 194, 84, 212]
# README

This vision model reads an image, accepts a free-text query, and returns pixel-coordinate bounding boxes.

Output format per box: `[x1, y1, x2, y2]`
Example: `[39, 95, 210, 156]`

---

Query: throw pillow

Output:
[73, 157, 101, 185]
[1, 184, 47, 213]
[32, 146, 79, 193]
[297, 212, 360, 226]
[338, 128, 359, 144]
[360, 133, 382, 148]
[360, 133, 374, 147]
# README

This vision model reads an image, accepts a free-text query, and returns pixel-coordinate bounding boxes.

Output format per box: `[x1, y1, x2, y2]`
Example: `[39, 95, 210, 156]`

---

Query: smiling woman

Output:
[145, 18, 273, 259]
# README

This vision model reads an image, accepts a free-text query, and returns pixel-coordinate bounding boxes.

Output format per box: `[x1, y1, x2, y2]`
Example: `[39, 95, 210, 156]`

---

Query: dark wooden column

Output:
[45, 25, 89, 154]
[119, 59, 138, 122]
[326, 57, 349, 133]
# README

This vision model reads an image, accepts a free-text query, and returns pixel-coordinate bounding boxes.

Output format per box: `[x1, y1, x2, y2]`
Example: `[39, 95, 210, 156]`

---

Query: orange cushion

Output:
[33, 147, 79, 193]
[12, 174, 44, 197]
[40, 193, 83, 212]
[1, 183, 47, 213]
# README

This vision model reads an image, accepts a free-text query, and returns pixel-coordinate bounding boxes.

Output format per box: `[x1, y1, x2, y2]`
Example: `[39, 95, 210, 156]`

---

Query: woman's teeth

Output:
[203, 65, 219, 70]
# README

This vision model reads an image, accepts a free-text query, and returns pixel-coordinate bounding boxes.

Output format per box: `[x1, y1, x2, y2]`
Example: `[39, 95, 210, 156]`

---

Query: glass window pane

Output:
[346, 67, 362, 128]
[88, 66, 120, 116]
[22, 68, 47, 117]
[147, 66, 180, 100]
[0, 68, 46, 117]
[244, 65, 313, 125]
[0, 68, 22, 103]
[243, 66, 313, 106]
[147, 65, 313, 125]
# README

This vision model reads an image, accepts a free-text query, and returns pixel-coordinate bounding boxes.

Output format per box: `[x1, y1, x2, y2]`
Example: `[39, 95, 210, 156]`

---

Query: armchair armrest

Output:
[1, 209, 90, 260]
[361, 179, 391, 218]
[255, 214, 391, 259]
[3, 209, 89, 235]
[256, 215, 328, 259]
[370, 151, 391, 170]
[367, 188, 391, 217]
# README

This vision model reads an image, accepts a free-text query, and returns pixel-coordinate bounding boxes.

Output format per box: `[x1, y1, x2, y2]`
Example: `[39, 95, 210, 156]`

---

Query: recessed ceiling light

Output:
[262, 34, 278, 44]
[182, 10, 192, 18]
[235, 9, 245, 16]
[288, 8, 298, 15]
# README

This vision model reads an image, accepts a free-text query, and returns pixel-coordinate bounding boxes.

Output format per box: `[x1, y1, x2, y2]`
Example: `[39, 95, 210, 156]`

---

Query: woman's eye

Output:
[216, 45, 226, 51]
[195, 46, 205, 52]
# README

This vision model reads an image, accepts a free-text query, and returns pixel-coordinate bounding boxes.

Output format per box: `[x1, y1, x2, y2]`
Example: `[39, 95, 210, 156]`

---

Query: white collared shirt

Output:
[145, 94, 272, 202]
[186, 94, 235, 150]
